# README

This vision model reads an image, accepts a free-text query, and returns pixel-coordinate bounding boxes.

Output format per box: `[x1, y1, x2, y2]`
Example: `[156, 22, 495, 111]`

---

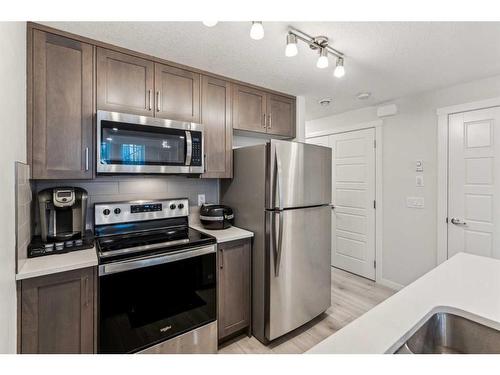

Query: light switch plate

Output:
[416, 175, 424, 187]
[407, 197, 424, 208]
[197, 194, 206, 206]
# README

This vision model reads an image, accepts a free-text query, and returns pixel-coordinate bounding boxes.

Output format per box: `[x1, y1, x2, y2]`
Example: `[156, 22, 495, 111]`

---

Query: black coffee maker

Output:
[29, 187, 93, 257]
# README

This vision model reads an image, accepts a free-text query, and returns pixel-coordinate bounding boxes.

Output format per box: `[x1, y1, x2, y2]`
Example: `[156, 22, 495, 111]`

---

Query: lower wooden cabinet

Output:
[217, 239, 251, 342]
[19, 267, 96, 354]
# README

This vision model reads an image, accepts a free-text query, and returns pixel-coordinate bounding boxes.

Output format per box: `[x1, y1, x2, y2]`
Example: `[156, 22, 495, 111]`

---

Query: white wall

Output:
[306, 74, 500, 288]
[0, 22, 27, 353]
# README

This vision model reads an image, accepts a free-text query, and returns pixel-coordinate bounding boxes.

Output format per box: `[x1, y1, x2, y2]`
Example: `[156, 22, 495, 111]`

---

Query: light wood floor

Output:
[218, 267, 396, 354]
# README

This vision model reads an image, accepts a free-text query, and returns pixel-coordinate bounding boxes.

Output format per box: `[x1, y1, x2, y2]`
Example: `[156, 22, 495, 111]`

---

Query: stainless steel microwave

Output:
[97, 111, 204, 174]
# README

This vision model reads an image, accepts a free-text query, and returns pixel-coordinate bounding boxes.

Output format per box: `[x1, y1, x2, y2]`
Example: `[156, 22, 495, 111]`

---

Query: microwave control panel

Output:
[190, 131, 202, 166]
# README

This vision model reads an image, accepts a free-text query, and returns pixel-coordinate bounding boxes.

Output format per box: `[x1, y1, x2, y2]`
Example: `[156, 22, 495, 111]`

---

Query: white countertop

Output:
[190, 224, 253, 244]
[16, 247, 98, 280]
[307, 253, 500, 354]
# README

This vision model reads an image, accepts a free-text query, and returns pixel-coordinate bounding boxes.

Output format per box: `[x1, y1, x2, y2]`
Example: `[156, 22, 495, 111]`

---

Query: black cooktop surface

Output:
[96, 225, 215, 263]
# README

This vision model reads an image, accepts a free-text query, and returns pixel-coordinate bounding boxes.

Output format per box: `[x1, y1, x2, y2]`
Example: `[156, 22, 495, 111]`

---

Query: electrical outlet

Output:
[416, 160, 424, 172]
[416, 175, 424, 187]
[197, 194, 206, 206]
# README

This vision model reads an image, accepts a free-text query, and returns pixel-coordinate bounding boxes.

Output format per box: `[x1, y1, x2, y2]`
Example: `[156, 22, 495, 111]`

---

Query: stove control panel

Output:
[95, 199, 189, 225]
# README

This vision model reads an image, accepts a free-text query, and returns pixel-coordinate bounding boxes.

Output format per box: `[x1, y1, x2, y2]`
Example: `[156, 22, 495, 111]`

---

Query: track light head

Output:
[316, 48, 329, 69]
[334, 57, 345, 78]
[250, 22, 264, 40]
[285, 34, 298, 57]
[202, 21, 218, 27]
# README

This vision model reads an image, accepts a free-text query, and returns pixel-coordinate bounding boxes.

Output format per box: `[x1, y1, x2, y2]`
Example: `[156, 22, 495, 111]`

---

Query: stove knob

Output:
[103, 209, 110, 216]
[178, 203, 184, 209]
[170, 204, 177, 210]
[114, 208, 121, 215]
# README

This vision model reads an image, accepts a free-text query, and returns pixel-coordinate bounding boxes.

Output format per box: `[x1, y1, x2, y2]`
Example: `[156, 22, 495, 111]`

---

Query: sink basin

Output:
[395, 312, 500, 354]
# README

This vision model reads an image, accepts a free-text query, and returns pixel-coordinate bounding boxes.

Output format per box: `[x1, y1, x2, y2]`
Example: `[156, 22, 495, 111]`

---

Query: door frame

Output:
[436, 97, 500, 264]
[307, 120, 386, 286]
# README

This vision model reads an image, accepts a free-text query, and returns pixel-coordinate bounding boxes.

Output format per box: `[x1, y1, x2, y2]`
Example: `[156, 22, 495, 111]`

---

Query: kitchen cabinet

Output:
[155, 63, 201, 122]
[20, 267, 95, 354]
[267, 94, 296, 138]
[31, 30, 94, 179]
[232, 85, 267, 133]
[217, 239, 251, 342]
[201, 75, 232, 178]
[233, 84, 296, 138]
[97, 47, 154, 116]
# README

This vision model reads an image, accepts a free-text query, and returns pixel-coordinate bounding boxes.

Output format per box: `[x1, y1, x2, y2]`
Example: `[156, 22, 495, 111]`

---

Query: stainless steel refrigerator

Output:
[221, 139, 332, 344]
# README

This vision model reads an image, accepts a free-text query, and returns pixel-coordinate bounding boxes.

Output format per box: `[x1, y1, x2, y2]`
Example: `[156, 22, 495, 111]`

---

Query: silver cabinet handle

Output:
[451, 218, 467, 226]
[156, 91, 161, 112]
[85, 147, 89, 171]
[83, 276, 89, 307]
[148, 90, 152, 110]
[220, 248, 224, 269]
[268, 113, 272, 129]
[263, 113, 267, 128]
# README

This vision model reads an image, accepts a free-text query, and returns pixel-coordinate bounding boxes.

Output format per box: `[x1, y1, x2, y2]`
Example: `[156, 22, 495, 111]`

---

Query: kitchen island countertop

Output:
[308, 253, 500, 354]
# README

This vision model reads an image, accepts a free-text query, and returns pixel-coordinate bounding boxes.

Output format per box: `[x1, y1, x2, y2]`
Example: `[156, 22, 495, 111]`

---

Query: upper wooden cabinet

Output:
[232, 85, 267, 133]
[97, 48, 154, 116]
[267, 94, 296, 138]
[155, 63, 201, 122]
[31, 30, 94, 179]
[201, 76, 232, 178]
[232, 85, 296, 138]
[20, 267, 95, 354]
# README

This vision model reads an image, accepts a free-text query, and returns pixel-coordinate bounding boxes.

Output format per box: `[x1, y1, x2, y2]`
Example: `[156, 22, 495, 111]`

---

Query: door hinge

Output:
[374, 260, 376, 269]
[374, 139, 376, 148]
[373, 200, 376, 209]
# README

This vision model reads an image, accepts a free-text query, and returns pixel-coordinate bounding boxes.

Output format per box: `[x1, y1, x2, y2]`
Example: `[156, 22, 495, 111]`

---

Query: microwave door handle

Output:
[185, 131, 192, 166]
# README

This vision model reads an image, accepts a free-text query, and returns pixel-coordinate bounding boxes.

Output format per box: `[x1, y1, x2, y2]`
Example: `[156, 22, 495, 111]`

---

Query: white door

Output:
[448, 107, 500, 259]
[330, 128, 376, 279]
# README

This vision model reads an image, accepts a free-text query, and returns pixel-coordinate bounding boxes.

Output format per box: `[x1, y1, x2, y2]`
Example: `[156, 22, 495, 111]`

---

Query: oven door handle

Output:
[99, 245, 215, 276]
[185, 131, 192, 166]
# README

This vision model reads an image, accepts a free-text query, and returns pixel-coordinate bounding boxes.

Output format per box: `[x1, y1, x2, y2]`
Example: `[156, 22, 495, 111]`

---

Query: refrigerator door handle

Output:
[274, 146, 284, 210]
[272, 210, 284, 277]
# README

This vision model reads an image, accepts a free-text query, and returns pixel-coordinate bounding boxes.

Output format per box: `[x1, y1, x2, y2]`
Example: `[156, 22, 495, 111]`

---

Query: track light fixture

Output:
[285, 33, 298, 57]
[250, 21, 264, 40]
[202, 21, 218, 27]
[285, 27, 346, 77]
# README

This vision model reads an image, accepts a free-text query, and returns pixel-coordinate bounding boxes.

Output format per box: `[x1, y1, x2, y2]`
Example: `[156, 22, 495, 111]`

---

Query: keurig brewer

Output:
[28, 187, 94, 257]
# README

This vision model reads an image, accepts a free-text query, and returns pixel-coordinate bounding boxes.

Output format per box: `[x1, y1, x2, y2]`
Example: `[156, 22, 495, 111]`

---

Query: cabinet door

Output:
[154, 63, 200, 122]
[232, 85, 267, 133]
[267, 94, 296, 138]
[97, 47, 154, 116]
[21, 267, 95, 354]
[201, 76, 232, 178]
[218, 239, 251, 341]
[32, 30, 94, 179]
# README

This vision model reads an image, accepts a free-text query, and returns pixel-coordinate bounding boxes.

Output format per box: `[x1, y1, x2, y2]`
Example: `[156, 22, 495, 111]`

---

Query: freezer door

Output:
[266, 205, 331, 341]
[268, 139, 331, 209]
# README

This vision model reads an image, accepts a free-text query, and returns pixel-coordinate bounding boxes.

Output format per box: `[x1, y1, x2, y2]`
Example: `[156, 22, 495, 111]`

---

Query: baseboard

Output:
[377, 277, 404, 291]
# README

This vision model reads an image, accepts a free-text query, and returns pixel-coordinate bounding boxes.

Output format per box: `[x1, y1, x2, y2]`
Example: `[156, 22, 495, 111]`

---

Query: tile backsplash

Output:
[15, 162, 32, 272]
[33, 176, 219, 233]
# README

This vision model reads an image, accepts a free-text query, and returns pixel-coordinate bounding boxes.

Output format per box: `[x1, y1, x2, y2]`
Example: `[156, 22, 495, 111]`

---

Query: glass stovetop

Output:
[97, 226, 215, 263]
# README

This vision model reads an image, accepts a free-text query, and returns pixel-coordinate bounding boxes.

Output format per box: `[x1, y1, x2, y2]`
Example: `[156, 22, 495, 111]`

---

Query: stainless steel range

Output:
[94, 198, 217, 354]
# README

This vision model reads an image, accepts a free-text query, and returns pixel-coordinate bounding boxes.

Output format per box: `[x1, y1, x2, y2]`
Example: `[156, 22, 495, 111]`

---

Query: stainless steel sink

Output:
[395, 312, 500, 354]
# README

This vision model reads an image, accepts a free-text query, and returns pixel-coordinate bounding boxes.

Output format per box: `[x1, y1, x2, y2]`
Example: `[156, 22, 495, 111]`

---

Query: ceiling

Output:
[44, 22, 500, 120]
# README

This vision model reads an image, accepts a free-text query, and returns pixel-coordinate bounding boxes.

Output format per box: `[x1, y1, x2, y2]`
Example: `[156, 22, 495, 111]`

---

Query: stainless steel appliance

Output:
[29, 187, 93, 257]
[200, 204, 234, 230]
[221, 139, 332, 344]
[97, 110, 204, 174]
[94, 198, 217, 354]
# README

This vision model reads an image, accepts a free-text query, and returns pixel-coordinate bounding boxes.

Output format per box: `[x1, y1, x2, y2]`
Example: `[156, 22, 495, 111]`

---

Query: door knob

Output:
[450, 218, 467, 226]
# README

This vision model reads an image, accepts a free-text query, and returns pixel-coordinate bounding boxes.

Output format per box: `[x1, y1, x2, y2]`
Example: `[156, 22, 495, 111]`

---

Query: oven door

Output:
[97, 110, 203, 174]
[98, 245, 216, 353]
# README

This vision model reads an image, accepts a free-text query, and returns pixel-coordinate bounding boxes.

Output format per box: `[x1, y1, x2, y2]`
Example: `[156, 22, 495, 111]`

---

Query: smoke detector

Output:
[319, 97, 333, 106]
[356, 92, 371, 100]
